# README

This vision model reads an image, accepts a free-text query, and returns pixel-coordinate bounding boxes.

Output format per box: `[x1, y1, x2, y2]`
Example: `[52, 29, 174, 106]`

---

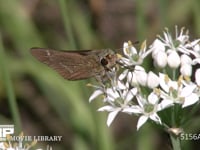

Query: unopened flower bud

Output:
[167, 51, 181, 68]
[135, 69, 147, 86]
[181, 54, 192, 65]
[147, 71, 159, 88]
[155, 51, 167, 68]
[180, 64, 192, 77]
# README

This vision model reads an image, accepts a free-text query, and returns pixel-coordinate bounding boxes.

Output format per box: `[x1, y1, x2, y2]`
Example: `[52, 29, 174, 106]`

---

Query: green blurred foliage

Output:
[0, 0, 199, 149]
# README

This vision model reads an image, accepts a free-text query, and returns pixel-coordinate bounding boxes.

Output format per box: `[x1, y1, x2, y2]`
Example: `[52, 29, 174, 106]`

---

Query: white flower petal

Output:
[98, 106, 114, 112]
[117, 80, 127, 89]
[158, 99, 173, 111]
[180, 85, 196, 97]
[7, 148, 15, 150]
[159, 73, 170, 93]
[193, 58, 200, 65]
[123, 42, 137, 57]
[182, 94, 199, 108]
[130, 46, 137, 55]
[89, 89, 103, 102]
[137, 115, 148, 130]
[150, 113, 162, 124]
[119, 69, 128, 80]
[107, 109, 121, 126]
[178, 36, 189, 44]
[195, 69, 200, 86]
[163, 31, 172, 44]
[169, 81, 178, 90]
[106, 88, 119, 100]
[136, 95, 145, 108]
[148, 92, 159, 104]
[0, 142, 5, 149]
[194, 44, 200, 54]
[127, 71, 138, 86]
[125, 88, 137, 102]
[123, 42, 129, 55]
[123, 105, 142, 114]
[135, 65, 145, 71]
[120, 57, 131, 65]
[190, 39, 200, 51]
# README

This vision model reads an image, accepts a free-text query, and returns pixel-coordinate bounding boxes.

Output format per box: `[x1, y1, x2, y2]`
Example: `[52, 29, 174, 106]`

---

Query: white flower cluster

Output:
[89, 27, 200, 130]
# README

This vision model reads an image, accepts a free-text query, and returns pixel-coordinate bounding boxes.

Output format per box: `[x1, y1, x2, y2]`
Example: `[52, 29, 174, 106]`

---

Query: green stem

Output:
[170, 134, 181, 150]
[172, 68, 176, 80]
[171, 106, 175, 125]
[0, 35, 22, 133]
[58, 0, 77, 49]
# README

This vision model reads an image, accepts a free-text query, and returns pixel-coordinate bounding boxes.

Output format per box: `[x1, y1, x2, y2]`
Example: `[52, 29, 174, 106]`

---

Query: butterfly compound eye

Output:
[100, 58, 108, 66]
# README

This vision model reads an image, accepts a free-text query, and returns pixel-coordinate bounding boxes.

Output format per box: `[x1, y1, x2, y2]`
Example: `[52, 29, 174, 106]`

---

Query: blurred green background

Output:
[0, 0, 200, 149]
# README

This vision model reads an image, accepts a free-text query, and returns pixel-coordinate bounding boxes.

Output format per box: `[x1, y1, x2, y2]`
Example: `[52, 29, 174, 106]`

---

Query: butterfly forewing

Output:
[30, 48, 105, 80]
